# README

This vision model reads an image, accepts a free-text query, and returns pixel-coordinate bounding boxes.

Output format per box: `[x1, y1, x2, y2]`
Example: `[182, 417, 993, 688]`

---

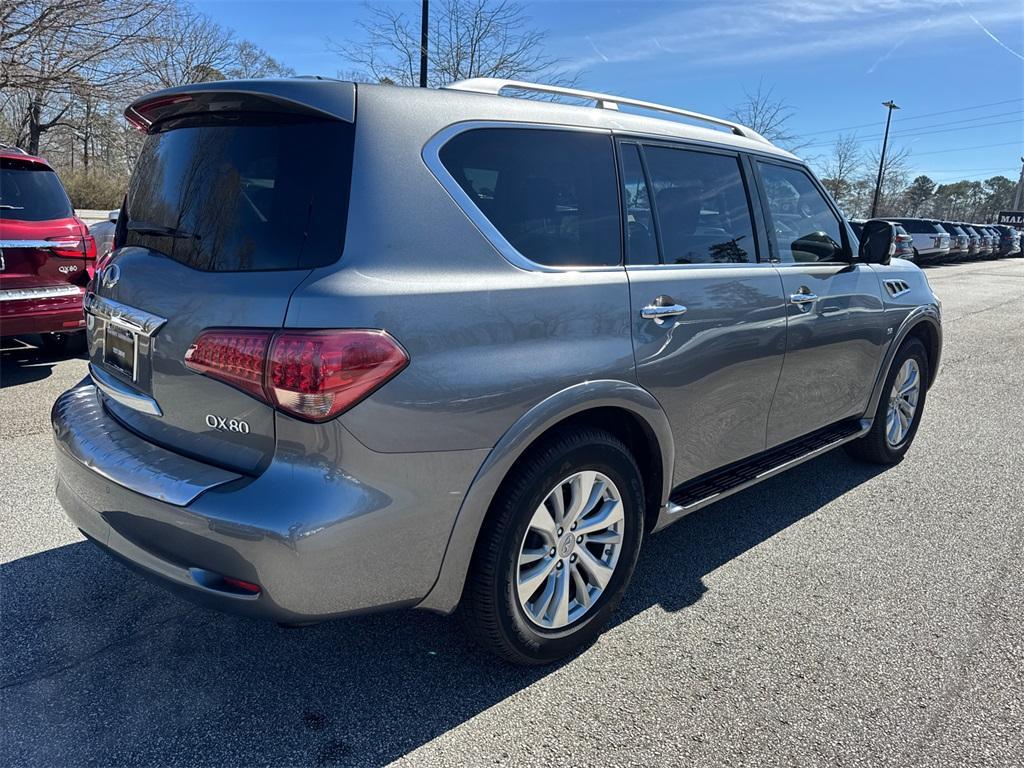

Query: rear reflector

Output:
[184, 328, 408, 422]
[222, 576, 262, 594]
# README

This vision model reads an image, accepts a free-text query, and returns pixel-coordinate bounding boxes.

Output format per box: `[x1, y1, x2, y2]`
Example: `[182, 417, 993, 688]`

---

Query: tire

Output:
[40, 331, 85, 358]
[845, 336, 929, 465]
[462, 427, 645, 665]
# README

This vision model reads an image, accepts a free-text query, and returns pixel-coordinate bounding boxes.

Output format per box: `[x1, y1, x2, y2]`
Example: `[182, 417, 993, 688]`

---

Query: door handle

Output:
[641, 301, 687, 324]
[789, 291, 818, 305]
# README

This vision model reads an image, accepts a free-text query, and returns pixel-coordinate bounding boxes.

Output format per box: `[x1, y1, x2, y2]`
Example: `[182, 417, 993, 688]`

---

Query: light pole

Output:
[419, 0, 429, 88]
[870, 100, 900, 218]
[1012, 156, 1024, 211]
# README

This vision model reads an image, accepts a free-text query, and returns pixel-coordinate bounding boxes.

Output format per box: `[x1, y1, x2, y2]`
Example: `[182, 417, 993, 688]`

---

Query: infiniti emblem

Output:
[101, 262, 121, 289]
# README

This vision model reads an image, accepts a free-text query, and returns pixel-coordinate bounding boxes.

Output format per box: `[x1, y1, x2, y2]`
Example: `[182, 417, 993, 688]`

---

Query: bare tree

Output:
[819, 133, 862, 210]
[729, 79, 801, 149]
[1, 0, 163, 153]
[865, 145, 911, 217]
[331, 0, 572, 87]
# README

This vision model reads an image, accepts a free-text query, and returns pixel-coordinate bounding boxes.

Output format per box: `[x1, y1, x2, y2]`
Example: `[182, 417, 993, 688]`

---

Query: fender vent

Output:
[884, 279, 911, 298]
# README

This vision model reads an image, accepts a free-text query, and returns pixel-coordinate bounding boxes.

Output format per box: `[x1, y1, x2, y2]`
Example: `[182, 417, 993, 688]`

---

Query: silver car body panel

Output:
[53, 80, 943, 621]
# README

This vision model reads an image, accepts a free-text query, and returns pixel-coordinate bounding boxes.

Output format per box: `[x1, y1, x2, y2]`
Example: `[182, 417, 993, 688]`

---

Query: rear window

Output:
[896, 219, 938, 234]
[439, 128, 620, 267]
[0, 158, 74, 221]
[124, 114, 354, 271]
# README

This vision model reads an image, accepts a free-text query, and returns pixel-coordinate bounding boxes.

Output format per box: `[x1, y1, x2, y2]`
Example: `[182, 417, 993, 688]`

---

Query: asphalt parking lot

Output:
[1, 258, 1022, 767]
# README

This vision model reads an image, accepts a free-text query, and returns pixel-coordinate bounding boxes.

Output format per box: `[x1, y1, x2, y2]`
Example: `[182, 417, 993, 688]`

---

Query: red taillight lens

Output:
[184, 329, 409, 422]
[45, 236, 89, 259]
[184, 330, 272, 400]
[268, 330, 408, 422]
[83, 234, 97, 259]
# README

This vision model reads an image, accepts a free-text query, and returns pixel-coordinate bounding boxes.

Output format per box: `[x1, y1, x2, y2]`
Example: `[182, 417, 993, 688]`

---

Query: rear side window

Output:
[0, 158, 74, 221]
[125, 114, 354, 271]
[439, 128, 620, 267]
[643, 146, 756, 264]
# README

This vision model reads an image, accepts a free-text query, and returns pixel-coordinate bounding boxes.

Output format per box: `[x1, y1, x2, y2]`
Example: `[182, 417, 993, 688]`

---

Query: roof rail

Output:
[444, 78, 771, 144]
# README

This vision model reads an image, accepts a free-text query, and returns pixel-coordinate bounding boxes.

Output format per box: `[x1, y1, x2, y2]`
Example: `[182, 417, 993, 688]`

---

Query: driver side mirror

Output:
[858, 219, 895, 265]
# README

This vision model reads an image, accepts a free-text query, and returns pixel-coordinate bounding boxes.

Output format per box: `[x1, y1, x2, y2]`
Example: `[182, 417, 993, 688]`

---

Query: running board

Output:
[657, 419, 870, 527]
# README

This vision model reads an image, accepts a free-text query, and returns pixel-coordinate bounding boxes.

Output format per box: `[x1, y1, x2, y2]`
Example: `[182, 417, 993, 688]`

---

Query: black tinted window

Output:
[0, 159, 74, 221]
[643, 146, 755, 264]
[758, 163, 845, 263]
[619, 143, 658, 265]
[439, 128, 620, 267]
[125, 115, 354, 271]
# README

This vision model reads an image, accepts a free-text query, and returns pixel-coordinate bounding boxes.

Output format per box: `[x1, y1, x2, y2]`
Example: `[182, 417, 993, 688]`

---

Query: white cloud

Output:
[557, 0, 1022, 73]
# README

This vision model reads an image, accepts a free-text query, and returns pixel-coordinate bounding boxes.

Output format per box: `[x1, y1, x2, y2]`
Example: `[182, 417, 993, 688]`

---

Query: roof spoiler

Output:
[125, 78, 355, 132]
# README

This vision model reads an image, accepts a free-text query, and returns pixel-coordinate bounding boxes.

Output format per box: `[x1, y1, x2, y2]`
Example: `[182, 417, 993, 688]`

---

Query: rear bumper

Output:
[1, 285, 86, 336]
[52, 380, 487, 621]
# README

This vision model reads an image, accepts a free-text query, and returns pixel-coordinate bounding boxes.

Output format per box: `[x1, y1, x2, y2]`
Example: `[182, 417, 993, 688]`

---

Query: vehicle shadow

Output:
[1, 452, 884, 767]
[0, 336, 87, 388]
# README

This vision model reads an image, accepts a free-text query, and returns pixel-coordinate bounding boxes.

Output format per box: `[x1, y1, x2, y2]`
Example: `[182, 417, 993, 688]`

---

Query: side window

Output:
[758, 163, 846, 264]
[643, 145, 756, 264]
[438, 128, 620, 267]
[619, 143, 658, 265]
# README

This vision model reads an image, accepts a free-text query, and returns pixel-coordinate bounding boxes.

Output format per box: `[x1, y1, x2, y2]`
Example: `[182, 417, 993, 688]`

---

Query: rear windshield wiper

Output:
[0, 204, 25, 210]
[127, 221, 200, 240]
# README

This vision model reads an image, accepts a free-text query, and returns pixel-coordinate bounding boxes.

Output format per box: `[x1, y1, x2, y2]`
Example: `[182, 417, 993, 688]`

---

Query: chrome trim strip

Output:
[83, 292, 167, 337]
[90, 363, 162, 416]
[0, 284, 83, 302]
[0, 239, 81, 249]
[422, 120, 622, 274]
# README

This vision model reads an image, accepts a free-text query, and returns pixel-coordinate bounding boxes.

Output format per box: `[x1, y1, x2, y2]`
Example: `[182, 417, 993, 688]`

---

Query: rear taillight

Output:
[45, 235, 92, 259]
[183, 330, 271, 400]
[184, 329, 409, 422]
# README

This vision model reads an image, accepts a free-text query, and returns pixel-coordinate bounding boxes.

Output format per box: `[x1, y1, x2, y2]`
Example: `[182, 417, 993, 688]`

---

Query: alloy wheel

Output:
[886, 358, 921, 447]
[515, 471, 625, 629]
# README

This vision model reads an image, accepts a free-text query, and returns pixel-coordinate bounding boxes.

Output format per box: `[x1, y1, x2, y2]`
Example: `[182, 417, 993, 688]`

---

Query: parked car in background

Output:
[979, 226, 1004, 258]
[957, 224, 983, 259]
[1, 147, 95, 354]
[938, 222, 969, 261]
[851, 219, 914, 260]
[973, 225, 995, 258]
[52, 77, 943, 664]
[88, 209, 119, 259]
[992, 224, 1021, 257]
[892, 218, 950, 262]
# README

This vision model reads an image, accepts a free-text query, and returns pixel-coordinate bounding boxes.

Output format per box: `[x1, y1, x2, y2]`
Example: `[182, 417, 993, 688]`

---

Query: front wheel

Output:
[846, 336, 929, 465]
[462, 428, 645, 665]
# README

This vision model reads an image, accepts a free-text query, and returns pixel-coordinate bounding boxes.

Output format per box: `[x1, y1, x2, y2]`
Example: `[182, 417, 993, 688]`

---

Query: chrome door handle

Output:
[790, 292, 818, 304]
[641, 303, 687, 323]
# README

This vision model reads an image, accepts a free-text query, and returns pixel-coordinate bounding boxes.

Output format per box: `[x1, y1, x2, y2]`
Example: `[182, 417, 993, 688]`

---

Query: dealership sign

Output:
[997, 211, 1024, 227]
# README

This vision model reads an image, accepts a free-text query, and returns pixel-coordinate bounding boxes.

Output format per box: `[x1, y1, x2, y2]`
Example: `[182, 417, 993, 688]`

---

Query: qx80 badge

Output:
[205, 414, 251, 434]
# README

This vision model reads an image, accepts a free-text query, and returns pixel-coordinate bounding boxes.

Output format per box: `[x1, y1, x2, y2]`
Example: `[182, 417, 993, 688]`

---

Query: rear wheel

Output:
[846, 336, 929, 465]
[462, 428, 644, 665]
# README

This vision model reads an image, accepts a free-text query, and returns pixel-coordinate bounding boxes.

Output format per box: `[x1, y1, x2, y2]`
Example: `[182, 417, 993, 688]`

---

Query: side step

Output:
[664, 418, 869, 519]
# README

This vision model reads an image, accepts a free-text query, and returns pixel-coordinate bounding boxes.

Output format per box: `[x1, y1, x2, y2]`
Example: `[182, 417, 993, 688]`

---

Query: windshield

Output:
[124, 114, 354, 271]
[0, 158, 74, 221]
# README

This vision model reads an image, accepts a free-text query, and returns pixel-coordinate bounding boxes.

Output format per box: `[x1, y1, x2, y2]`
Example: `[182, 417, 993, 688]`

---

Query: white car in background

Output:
[892, 218, 950, 263]
[87, 209, 119, 258]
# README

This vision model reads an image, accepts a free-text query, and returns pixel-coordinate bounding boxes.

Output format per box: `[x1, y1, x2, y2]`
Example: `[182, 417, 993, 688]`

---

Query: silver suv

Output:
[52, 78, 942, 664]
[892, 218, 951, 262]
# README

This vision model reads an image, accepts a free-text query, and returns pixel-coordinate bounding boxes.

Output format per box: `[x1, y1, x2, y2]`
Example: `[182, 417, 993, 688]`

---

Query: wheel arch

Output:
[866, 305, 942, 417]
[416, 380, 674, 614]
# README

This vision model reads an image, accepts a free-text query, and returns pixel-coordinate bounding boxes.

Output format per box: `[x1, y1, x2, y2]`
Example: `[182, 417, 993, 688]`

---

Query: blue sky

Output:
[194, 0, 1023, 183]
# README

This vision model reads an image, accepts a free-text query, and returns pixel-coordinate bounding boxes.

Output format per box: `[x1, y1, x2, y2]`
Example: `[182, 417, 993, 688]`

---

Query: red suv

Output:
[1, 147, 95, 353]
